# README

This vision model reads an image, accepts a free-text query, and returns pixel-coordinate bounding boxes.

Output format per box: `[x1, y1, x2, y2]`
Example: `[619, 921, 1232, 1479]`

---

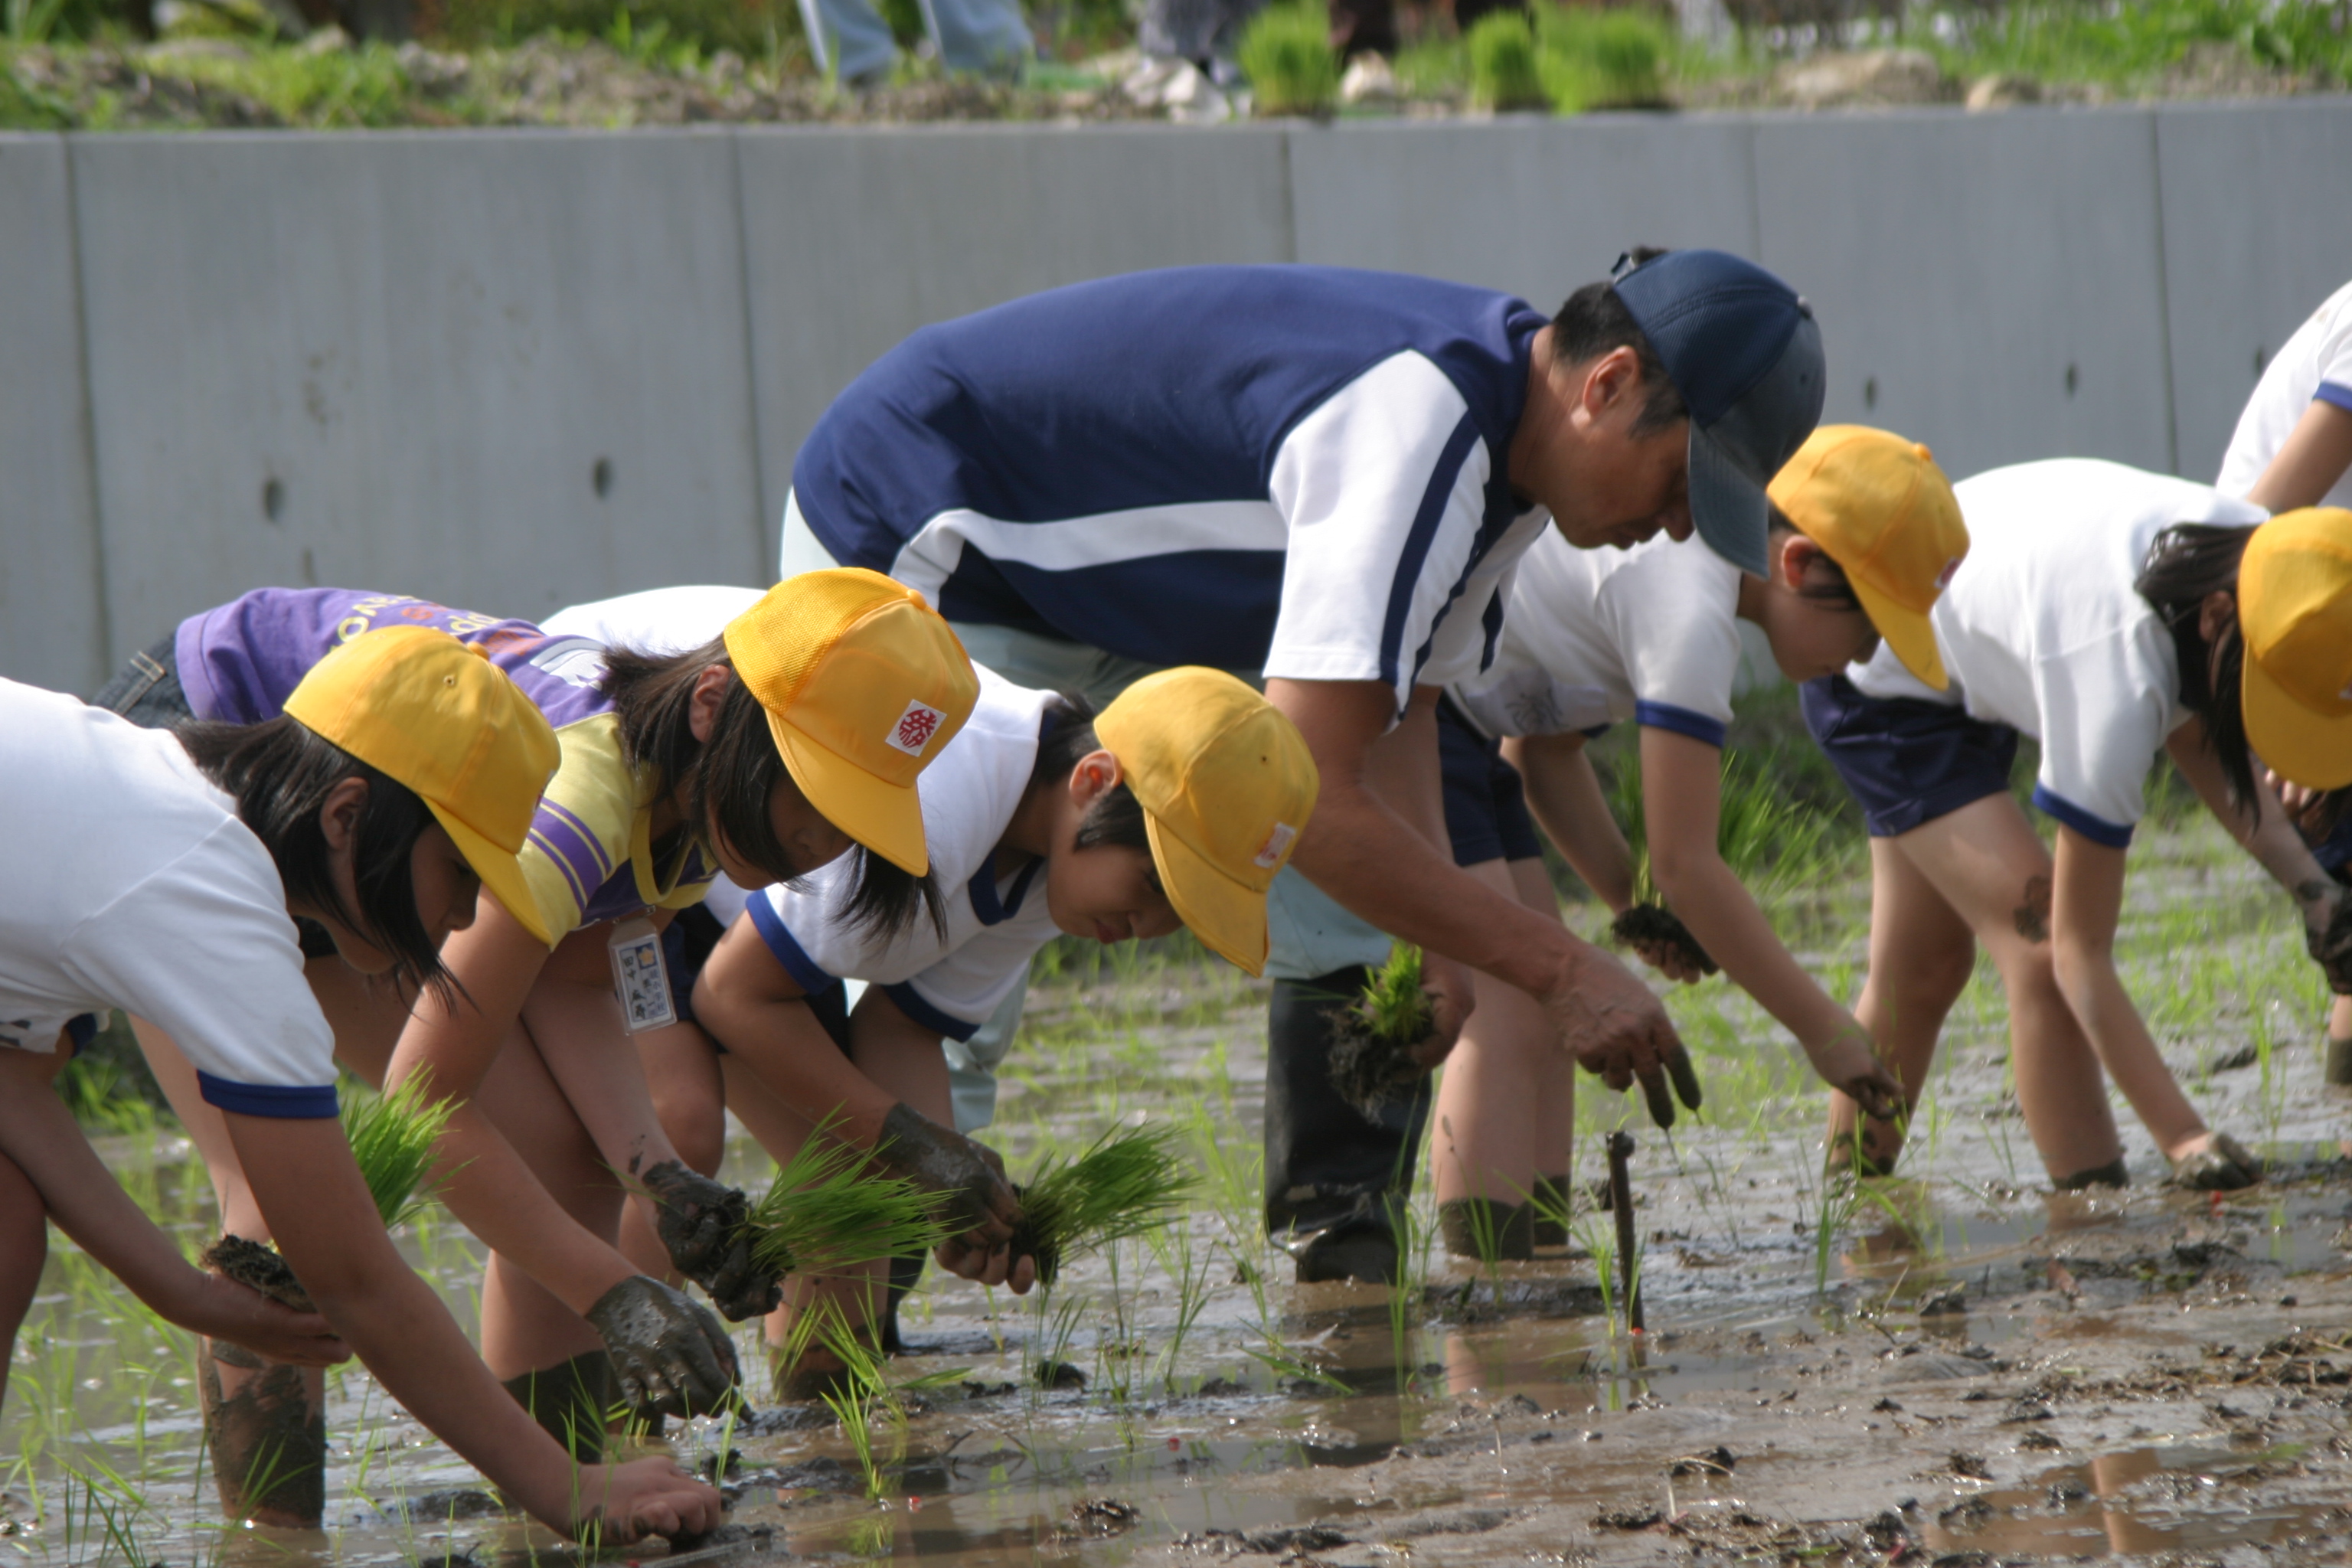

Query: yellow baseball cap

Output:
[283, 626, 562, 943]
[1767, 425, 1968, 690]
[1093, 668, 1319, 977]
[2239, 507, 2352, 790]
[724, 569, 979, 877]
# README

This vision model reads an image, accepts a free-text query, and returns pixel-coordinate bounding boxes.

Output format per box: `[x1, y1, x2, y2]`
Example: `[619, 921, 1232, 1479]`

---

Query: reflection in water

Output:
[1925, 1442, 2320, 1558]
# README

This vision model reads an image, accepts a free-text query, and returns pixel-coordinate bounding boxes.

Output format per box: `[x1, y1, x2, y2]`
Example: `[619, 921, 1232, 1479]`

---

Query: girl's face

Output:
[710, 773, 854, 891]
[1753, 533, 1883, 682]
[1044, 751, 1182, 947]
[312, 778, 482, 973]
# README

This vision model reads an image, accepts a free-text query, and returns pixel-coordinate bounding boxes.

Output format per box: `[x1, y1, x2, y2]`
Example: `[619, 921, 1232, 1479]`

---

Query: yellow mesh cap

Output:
[2240, 508, 2352, 790]
[1768, 425, 1968, 690]
[282, 627, 561, 942]
[724, 569, 980, 876]
[1094, 668, 1319, 977]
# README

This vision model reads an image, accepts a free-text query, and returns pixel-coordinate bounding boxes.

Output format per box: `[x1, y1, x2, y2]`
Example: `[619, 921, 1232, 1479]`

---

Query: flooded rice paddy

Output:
[8, 812, 2352, 1566]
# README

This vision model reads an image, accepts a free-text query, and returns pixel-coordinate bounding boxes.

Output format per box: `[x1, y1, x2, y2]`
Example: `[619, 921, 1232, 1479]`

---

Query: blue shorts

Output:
[1800, 674, 2020, 838]
[1437, 697, 1543, 867]
[2309, 805, 2352, 882]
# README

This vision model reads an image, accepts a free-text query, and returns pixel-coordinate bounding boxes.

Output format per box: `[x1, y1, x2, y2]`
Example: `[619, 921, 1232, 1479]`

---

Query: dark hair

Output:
[2136, 523, 2258, 818]
[176, 715, 457, 1000]
[601, 638, 941, 945]
[1768, 503, 1862, 609]
[1551, 245, 1687, 437]
[1028, 693, 1152, 855]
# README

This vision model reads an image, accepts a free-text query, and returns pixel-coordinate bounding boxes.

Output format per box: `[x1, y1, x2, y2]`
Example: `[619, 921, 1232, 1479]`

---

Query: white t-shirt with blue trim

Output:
[2218, 278, 2352, 511]
[788, 266, 1554, 714]
[0, 681, 338, 1117]
[1446, 529, 1745, 747]
[748, 668, 1060, 1041]
[1847, 459, 2265, 848]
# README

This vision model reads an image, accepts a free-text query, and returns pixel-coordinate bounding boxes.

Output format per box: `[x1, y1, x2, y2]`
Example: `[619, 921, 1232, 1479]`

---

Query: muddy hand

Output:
[1806, 1031, 1904, 1124]
[2305, 888, 2352, 995]
[1410, 952, 1474, 1069]
[584, 1276, 739, 1418]
[181, 1272, 349, 1367]
[1544, 943, 1701, 1129]
[2167, 1131, 2263, 1191]
[877, 1102, 1019, 1246]
[567, 1455, 724, 1547]
[639, 1160, 778, 1321]
[935, 1233, 1037, 1295]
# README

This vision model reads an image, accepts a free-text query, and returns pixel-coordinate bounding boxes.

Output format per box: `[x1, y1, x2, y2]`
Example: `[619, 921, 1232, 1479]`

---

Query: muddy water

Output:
[8, 819, 2352, 1566]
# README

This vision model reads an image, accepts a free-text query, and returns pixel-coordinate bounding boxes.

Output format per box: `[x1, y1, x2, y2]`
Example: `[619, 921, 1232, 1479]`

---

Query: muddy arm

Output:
[691, 910, 899, 1148]
[0, 1046, 346, 1363]
[227, 1111, 723, 1541]
[2165, 722, 2338, 933]
[521, 914, 700, 1184]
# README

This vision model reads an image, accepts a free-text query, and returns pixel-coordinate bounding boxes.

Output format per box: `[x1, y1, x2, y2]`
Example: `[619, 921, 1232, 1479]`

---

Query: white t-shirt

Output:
[1847, 459, 2265, 847]
[2217, 279, 2352, 511]
[0, 681, 337, 1116]
[541, 584, 765, 655]
[1449, 529, 1746, 746]
[746, 668, 1059, 1041]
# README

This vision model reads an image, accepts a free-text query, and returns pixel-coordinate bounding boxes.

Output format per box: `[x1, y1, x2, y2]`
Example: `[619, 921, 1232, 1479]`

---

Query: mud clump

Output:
[201, 1233, 313, 1312]
[1610, 903, 1717, 975]
[1325, 947, 1436, 1122]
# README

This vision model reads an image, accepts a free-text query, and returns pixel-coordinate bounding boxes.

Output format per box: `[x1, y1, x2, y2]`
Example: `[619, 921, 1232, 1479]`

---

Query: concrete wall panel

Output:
[2154, 100, 2352, 488]
[0, 135, 107, 695]
[1756, 109, 2175, 483]
[70, 129, 764, 661]
[1288, 114, 1760, 304]
[736, 123, 1294, 548]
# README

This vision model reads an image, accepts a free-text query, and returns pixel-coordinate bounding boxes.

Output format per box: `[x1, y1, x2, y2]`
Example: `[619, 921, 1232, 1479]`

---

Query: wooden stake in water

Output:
[1606, 1131, 1643, 1333]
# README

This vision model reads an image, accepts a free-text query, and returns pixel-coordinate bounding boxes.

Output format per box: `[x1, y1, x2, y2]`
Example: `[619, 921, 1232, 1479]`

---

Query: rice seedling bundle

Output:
[1325, 943, 1434, 1121]
[1008, 1122, 1194, 1288]
[739, 1132, 952, 1280]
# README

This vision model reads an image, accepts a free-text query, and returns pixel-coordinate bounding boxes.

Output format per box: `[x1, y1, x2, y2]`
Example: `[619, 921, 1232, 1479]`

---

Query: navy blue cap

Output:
[1611, 249, 1825, 577]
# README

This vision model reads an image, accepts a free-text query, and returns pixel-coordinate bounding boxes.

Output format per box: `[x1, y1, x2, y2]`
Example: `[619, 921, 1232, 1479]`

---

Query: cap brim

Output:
[428, 802, 555, 946]
[1142, 812, 1269, 977]
[2244, 652, 2352, 791]
[1848, 575, 1949, 691]
[769, 710, 930, 876]
[1688, 421, 1772, 579]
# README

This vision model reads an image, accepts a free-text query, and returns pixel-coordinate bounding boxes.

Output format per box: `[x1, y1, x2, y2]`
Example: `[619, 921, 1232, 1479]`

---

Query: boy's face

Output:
[1754, 534, 1881, 681]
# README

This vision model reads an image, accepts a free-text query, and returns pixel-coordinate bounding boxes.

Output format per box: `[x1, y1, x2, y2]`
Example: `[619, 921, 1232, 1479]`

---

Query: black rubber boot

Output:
[1438, 1197, 1535, 1263]
[1265, 966, 1433, 1282]
[1529, 1174, 1571, 1247]
[2327, 1035, 2352, 1087]
[879, 1250, 926, 1354]
[501, 1351, 620, 1462]
[2054, 1158, 2129, 1192]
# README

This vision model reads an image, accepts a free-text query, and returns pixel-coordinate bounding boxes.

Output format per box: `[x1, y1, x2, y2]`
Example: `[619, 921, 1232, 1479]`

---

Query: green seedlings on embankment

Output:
[739, 1129, 951, 1281]
[1008, 1122, 1194, 1289]
[1327, 943, 1435, 1121]
[1236, 1, 1339, 117]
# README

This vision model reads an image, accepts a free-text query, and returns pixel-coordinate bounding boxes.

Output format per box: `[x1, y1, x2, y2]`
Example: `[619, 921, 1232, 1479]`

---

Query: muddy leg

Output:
[501, 1348, 620, 1462]
[1829, 838, 1977, 1174]
[618, 1023, 727, 1284]
[197, 1338, 327, 1527]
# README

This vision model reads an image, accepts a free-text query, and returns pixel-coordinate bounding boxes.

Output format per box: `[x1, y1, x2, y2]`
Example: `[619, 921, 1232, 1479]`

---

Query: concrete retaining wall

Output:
[5, 101, 2346, 695]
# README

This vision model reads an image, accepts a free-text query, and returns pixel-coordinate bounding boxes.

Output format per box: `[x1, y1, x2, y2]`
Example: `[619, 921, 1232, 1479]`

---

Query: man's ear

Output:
[1574, 345, 1642, 420]
[1067, 750, 1125, 813]
[688, 664, 733, 743]
[318, 775, 371, 851]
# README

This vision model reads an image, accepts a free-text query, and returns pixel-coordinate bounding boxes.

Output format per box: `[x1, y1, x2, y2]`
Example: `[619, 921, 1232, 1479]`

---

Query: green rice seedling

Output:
[1008, 1122, 1194, 1288]
[740, 1122, 952, 1281]
[1534, 2, 1670, 113]
[1465, 10, 1547, 111]
[1327, 944, 1435, 1119]
[1237, 1, 1339, 116]
[341, 1071, 459, 1229]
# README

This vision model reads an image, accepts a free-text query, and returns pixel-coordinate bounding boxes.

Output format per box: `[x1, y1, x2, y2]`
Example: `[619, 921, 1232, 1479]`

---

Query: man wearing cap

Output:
[781, 253, 1826, 1281]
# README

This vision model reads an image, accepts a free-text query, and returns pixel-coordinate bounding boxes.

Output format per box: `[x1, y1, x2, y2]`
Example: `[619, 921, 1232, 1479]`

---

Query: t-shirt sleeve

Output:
[519, 715, 644, 942]
[2317, 312, 2352, 410]
[1263, 351, 1498, 712]
[64, 825, 338, 1118]
[1601, 547, 1741, 748]
[2027, 626, 2176, 848]
[746, 864, 874, 997]
[885, 922, 1048, 1043]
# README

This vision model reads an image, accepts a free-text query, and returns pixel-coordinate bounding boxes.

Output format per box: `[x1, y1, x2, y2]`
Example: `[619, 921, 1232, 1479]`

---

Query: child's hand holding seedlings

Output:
[1801, 1025, 1904, 1123]
[876, 1102, 1037, 1293]
[172, 1272, 349, 1367]
[639, 1160, 780, 1320]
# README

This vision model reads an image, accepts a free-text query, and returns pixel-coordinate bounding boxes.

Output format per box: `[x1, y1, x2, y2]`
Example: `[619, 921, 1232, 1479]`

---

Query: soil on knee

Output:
[201, 1233, 315, 1313]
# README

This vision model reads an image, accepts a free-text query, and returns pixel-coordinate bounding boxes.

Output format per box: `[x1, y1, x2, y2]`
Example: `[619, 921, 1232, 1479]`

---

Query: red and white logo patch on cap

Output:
[1253, 822, 1298, 871]
[887, 700, 946, 757]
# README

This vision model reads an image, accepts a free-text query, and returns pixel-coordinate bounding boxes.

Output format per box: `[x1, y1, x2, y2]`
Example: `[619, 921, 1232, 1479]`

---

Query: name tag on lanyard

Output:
[609, 913, 678, 1034]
